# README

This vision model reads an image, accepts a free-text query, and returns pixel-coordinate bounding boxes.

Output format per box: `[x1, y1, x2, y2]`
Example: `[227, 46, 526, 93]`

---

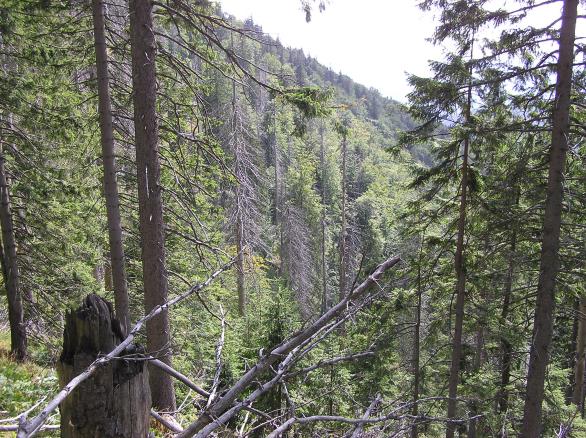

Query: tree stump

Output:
[58, 294, 151, 437]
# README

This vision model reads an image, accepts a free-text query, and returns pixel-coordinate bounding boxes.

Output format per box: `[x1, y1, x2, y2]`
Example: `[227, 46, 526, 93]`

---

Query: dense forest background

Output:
[0, 0, 585, 437]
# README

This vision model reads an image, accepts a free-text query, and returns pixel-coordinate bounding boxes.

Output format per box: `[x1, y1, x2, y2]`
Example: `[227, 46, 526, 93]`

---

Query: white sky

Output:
[217, 1, 580, 102]
[218, 0, 440, 102]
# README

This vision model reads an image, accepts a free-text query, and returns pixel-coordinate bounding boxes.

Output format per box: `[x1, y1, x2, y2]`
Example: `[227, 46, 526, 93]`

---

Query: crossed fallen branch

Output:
[177, 255, 401, 437]
[16, 257, 238, 438]
[16, 254, 401, 437]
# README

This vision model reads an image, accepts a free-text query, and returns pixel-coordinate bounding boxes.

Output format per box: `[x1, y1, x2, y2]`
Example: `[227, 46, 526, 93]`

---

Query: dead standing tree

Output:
[223, 77, 265, 317]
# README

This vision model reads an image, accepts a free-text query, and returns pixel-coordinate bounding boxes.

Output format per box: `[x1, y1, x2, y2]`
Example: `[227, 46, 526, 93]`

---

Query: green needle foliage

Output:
[0, 0, 585, 436]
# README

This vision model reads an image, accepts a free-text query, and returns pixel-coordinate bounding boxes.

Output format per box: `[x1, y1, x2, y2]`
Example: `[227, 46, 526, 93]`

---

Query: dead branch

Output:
[150, 358, 210, 398]
[206, 305, 226, 407]
[285, 351, 375, 380]
[177, 255, 401, 438]
[0, 424, 59, 432]
[149, 356, 272, 422]
[0, 398, 46, 424]
[151, 409, 184, 433]
[16, 257, 237, 438]
[350, 393, 382, 438]
[266, 399, 480, 438]
[265, 412, 480, 438]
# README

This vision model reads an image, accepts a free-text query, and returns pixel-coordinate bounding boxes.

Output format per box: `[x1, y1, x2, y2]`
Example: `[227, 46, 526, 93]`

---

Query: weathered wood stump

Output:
[58, 294, 151, 437]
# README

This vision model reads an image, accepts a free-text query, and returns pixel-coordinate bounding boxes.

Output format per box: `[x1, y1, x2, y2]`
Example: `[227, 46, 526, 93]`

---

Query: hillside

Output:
[1, 0, 585, 437]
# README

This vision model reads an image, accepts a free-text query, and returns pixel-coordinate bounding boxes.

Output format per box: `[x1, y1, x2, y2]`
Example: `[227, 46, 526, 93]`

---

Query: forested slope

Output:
[0, 1, 421, 435]
[1, 0, 585, 437]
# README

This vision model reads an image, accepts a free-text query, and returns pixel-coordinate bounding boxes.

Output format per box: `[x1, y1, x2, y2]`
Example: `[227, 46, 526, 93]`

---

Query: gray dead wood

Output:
[57, 294, 150, 438]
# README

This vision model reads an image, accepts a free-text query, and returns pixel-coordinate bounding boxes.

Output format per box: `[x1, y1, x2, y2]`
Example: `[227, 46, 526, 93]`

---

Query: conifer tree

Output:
[129, 0, 176, 411]
[522, 1, 579, 434]
[91, 0, 129, 332]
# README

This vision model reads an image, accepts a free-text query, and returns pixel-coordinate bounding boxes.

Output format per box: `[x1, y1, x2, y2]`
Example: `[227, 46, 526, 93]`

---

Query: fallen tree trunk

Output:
[178, 255, 401, 437]
[17, 255, 396, 438]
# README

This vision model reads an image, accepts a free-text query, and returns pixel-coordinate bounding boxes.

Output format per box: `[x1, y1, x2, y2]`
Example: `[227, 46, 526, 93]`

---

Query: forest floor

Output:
[0, 329, 59, 437]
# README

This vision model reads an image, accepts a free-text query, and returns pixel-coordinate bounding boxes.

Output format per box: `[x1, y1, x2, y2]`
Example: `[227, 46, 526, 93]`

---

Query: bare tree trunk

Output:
[129, 0, 176, 411]
[572, 295, 586, 410]
[236, 211, 245, 316]
[320, 122, 328, 313]
[446, 68, 472, 438]
[92, 0, 129, 333]
[338, 131, 347, 302]
[497, 190, 519, 418]
[521, 1, 578, 435]
[0, 148, 26, 362]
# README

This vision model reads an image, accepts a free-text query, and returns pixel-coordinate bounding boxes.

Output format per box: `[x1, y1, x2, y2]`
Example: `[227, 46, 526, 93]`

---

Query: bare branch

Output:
[16, 257, 238, 438]
[151, 410, 184, 433]
[177, 255, 401, 437]
[150, 358, 210, 399]
[206, 305, 226, 407]
[349, 393, 382, 438]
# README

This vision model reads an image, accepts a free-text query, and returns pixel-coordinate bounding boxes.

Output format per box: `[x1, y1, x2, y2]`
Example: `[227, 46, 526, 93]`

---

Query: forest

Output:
[0, 0, 584, 437]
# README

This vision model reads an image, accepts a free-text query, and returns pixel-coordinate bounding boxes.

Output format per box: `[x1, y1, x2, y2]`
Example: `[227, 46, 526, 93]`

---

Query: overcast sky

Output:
[217, 1, 577, 102]
[218, 0, 441, 102]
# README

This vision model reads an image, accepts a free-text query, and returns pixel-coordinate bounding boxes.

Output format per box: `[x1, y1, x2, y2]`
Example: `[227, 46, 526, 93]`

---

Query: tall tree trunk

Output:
[521, 1, 578, 435]
[572, 295, 586, 410]
[92, 0, 129, 333]
[320, 122, 328, 313]
[411, 235, 424, 438]
[129, 0, 176, 411]
[338, 131, 347, 302]
[0, 148, 26, 362]
[497, 190, 519, 417]
[235, 208, 245, 316]
[445, 66, 473, 438]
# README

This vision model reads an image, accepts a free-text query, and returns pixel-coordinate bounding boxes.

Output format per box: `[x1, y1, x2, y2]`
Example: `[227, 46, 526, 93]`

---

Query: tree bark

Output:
[446, 68, 472, 438]
[0, 149, 26, 362]
[92, 0, 130, 333]
[572, 295, 586, 409]
[521, 1, 578, 435]
[338, 131, 347, 302]
[129, 0, 176, 411]
[58, 294, 150, 438]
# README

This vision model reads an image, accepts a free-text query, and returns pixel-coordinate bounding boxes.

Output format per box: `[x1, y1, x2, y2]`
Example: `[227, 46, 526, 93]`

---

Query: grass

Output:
[0, 330, 59, 437]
